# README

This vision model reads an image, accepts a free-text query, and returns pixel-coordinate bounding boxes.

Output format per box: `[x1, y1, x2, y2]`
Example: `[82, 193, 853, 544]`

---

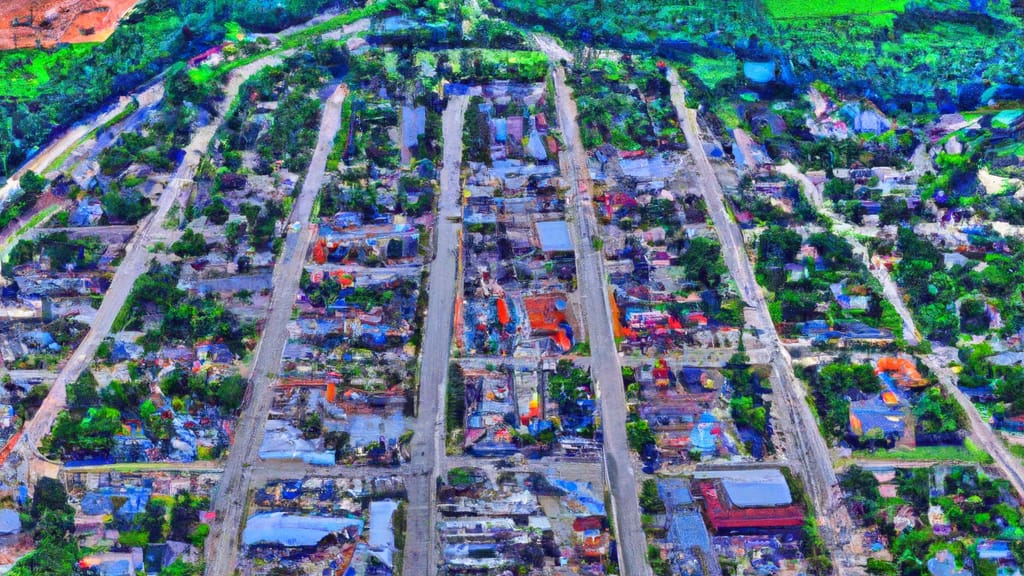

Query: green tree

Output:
[142, 499, 167, 543]
[300, 412, 322, 439]
[202, 196, 230, 225]
[639, 479, 666, 513]
[757, 226, 802, 269]
[102, 189, 153, 223]
[31, 477, 72, 520]
[20, 170, 48, 195]
[171, 228, 209, 258]
[626, 418, 656, 451]
[214, 374, 246, 412]
[679, 236, 727, 288]
[67, 370, 100, 408]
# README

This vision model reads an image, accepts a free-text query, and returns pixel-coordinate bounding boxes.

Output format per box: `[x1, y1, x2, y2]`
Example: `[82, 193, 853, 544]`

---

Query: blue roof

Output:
[536, 221, 574, 252]
[690, 422, 716, 452]
[80, 486, 151, 517]
[657, 478, 693, 509]
[668, 509, 713, 554]
[850, 396, 905, 437]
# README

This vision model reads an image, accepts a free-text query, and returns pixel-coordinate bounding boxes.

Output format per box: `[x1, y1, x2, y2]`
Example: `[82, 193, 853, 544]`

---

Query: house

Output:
[785, 263, 807, 282]
[535, 220, 574, 254]
[155, 345, 194, 367]
[188, 45, 225, 68]
[841, 101, 892, 136]
[109, 340, 144, 363]
[976, 540, 1013, 562]
[928, 505, 951, 536]
[830, 281, 870, 310]
[0, 509, 20, 536]
[860, 200, 881, 215]
[734, 211, 754, 228]
[70, 199, 104, 227]
[535, 113, 549, 132]
[196, 343, 234, 365]
[849, 394, 905, 443]
[695, 470, 805, 532]
[143, 541, 193, 574]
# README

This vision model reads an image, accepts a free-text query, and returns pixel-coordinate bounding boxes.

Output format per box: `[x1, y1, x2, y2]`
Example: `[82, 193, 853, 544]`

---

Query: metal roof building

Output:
[535, 220, 574, 253]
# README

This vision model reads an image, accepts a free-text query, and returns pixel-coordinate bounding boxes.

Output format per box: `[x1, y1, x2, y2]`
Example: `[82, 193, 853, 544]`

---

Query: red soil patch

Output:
[0, 0, 143, 50]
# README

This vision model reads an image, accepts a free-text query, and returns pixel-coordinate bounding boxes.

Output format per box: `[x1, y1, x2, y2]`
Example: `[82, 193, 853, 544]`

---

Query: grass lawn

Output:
[765, 0, 908, 19]
[690, 54, 738, 90]
[852, 439, 994, 464]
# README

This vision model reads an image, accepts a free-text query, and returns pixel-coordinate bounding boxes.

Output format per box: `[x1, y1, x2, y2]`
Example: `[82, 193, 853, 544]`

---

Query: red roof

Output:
[697, 482, 804, 530]
[573, 516, 604, 532]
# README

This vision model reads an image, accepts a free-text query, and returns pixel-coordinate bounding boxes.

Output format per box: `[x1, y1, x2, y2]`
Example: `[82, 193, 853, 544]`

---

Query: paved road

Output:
[402, 95, 468, 576]
[203, 82, 348, 576]
[15, 55, 287, 480]
[666, 69, 859, 573]
[541, 48, 651, 576]
[923, 350, 1024, 499]
[779, 161, 1024, 502]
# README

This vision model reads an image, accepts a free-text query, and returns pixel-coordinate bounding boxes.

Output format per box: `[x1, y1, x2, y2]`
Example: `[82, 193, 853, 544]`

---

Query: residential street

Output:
[778, 161, 1024, 502]
[0, 84, 164, 207]
[541, 44, 652, 576]
[777, 162, 921, 345]
[666, 68, 860, 572]
[203, 82, 349, 576]
[17, 53, 285, 479]
[401, 94, 468, 576]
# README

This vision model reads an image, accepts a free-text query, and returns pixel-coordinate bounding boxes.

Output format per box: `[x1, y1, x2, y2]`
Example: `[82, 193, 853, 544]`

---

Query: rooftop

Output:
[535, 220, 574, 253]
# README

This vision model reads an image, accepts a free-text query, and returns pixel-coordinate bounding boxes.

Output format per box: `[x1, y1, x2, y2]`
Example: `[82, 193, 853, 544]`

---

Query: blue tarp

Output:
[550, 478, 606, 516]
[242, 512, 363, 547]
[743, 61, 775, 83]
[493, 118, 507, 143]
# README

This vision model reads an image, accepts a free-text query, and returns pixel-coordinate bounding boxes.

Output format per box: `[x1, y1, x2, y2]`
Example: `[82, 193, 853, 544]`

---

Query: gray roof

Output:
[535, 220, 574, 253]
[657, 478, 693, 510]
[0, 508, 21, 535]
[714, 469, 793, 508]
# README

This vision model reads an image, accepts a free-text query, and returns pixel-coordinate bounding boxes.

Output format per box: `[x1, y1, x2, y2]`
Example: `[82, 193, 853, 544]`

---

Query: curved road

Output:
[16, 53, 287, 483]
[776, 163, 1024, 501]
[776, 162, 920, 346]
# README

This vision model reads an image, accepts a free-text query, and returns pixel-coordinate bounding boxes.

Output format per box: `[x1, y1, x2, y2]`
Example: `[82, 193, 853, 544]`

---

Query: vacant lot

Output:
[0, 0, 143, 50]
[765, 0, 907, 19]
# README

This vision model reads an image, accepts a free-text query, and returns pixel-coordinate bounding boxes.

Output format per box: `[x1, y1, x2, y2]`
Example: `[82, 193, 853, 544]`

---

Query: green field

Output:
[765, 0, 908, 19]
[851, 439, 994, 464]
[0, 44, 98, 99]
